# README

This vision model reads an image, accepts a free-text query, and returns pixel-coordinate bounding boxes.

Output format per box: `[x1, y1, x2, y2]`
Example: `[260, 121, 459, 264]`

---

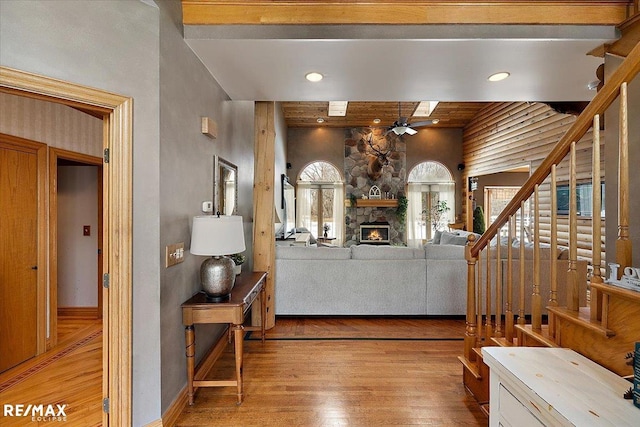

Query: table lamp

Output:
[190, 215, 246, 302]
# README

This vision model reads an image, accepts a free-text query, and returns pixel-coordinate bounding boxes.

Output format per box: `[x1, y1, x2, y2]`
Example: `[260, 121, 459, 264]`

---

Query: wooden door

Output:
[0, 143, 39, 372]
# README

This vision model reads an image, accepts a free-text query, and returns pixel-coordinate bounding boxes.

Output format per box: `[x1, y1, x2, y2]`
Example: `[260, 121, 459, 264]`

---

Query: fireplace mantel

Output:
[350, 199, 398, 208]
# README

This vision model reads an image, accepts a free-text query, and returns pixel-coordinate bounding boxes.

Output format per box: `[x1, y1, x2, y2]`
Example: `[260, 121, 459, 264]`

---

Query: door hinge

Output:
[103, 273, 110, 288]
[103, 148, 110, 163]
[102, 397, 109, 413]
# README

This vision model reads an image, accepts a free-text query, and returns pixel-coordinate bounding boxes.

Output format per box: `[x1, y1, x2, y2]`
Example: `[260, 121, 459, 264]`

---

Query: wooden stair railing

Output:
[461, 41, 640, 384]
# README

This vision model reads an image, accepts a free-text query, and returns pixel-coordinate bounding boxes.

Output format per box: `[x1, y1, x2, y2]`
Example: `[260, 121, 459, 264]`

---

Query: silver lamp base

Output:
[200, 256, 236, 302]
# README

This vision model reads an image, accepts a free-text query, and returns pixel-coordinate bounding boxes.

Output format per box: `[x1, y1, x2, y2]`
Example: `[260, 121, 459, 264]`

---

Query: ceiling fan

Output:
[385, 102, 439, 136]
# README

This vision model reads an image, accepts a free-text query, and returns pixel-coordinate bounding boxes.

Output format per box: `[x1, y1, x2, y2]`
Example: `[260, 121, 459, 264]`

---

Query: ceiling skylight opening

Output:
[488, 71, 510, 82]
[413, 101, 439, 117]
[328, 101, 348, 116]
[305, 72, 323, 82]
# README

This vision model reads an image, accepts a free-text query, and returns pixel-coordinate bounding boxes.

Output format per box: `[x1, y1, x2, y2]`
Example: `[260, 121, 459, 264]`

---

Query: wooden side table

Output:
[181, 271, 267, 405]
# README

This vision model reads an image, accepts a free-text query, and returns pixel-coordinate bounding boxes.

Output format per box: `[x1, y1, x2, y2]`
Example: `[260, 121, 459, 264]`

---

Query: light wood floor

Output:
[175, 317, 487, 426]
[0, 317, 102, 427]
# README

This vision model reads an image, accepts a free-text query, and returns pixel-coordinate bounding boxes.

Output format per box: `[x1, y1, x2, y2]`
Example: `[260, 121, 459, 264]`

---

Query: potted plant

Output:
[430, 200, 451, 231]
[229, 253, 246, 275]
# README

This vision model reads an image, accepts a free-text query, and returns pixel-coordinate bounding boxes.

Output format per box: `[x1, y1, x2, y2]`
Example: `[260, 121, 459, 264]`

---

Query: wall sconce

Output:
[468, 177, 478, 192]
[201, 117, 217, 139]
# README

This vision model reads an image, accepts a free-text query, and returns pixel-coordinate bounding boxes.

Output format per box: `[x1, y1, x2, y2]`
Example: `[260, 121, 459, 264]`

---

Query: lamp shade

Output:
[190, 215, 246, 256]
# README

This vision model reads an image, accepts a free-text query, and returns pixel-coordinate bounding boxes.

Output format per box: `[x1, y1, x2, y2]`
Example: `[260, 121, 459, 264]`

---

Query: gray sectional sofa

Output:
[275, 230, 588, 316]
[275, 242, 468, 316]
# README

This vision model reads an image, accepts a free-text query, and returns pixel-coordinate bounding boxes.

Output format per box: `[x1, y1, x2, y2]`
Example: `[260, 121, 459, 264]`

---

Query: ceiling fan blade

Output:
[405, 127, 418, 135]
[408, 120, 436, 128]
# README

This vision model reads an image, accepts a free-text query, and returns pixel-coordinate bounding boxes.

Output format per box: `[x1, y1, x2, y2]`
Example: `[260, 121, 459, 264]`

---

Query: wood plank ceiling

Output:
[281, 101, 489, 128]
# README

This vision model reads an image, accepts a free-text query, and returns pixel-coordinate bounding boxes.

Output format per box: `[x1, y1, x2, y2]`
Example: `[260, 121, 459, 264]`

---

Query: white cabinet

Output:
[482, 347, 640, 427]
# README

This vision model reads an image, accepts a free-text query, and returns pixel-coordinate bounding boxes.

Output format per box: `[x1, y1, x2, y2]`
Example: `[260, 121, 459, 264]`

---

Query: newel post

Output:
[465, 235, 478, 359]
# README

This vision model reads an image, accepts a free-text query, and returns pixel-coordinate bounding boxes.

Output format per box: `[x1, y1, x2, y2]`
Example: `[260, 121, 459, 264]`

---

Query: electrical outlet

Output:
[165, 242, 185, 268]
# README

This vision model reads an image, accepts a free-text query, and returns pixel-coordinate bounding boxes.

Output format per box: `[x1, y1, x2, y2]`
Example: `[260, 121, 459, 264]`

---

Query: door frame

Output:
[49, 148, 103, 349]
[0, 66, 133, 426]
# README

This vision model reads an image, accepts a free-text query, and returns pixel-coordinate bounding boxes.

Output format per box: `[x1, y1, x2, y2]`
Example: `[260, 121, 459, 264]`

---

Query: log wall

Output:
[462, 102, 605, 268]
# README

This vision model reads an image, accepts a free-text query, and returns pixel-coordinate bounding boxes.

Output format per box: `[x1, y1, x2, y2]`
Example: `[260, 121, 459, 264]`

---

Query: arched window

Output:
[406, 161, 455, 247]
[297, 161, 344, 246]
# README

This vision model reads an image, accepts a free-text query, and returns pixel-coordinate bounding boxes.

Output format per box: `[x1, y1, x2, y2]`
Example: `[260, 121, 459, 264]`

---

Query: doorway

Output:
[0, 66, 133, 426]
[49, 148, 103, 348]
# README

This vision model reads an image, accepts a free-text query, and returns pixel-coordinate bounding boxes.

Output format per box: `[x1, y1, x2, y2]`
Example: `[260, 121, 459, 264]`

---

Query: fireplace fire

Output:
[360, 222, 390, 244]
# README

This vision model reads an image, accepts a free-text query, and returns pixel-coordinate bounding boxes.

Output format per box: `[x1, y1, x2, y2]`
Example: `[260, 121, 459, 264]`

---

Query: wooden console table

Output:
[181, 271, 267, 405]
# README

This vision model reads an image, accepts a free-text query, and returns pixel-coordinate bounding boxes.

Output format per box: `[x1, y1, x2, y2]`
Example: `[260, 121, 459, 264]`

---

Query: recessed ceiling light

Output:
[488, 72, 510, 82]
[305, 72, 323, 82]
[316, 117, 325, 123]
[373, 118, 381, 124]
[432, 119, 440, 124]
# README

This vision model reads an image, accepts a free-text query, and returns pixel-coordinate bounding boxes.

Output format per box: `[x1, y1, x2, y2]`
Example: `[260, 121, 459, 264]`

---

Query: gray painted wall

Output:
[605, 54, 640, 268]
[1, 1, 162, 424]
[57, 166, 99, 308]
[1, 0, 256, 423]
[157, 0, 255, 413]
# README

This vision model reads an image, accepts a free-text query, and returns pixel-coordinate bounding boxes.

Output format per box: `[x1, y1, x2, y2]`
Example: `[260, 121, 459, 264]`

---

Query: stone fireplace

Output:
[344, 128, 406, 246]
[360, 222, 390, 244]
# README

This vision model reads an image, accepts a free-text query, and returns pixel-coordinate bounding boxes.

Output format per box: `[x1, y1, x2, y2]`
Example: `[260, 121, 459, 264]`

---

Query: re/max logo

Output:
[3, 403, 67, 417]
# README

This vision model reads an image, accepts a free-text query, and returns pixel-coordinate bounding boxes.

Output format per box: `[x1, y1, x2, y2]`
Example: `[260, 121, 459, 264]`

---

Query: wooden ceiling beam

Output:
[183, 1, 630, 26]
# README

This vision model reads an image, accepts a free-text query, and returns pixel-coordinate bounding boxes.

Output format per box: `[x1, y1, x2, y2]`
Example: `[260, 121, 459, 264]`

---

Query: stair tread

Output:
[458, 355, 482, 380]
[547, 306, 616, 337]
[491, 337, 517, 347]
[515, 324, 559, 347]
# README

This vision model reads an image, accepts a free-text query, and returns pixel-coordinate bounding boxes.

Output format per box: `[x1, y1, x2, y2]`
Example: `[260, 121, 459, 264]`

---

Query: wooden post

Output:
[532, 185, 542, 330]
[567, 141, 579, 311]
[495, 229, 502, 338]
[464, 235, 478, 360]
[549, 165, 558, 337]
[616, 82, 633, 275]
[518, 201, 526, 326]
[591, 114, 603, 321]
[485, 244, 493, 340]
[252, 101, 276, 329]
[505, 216, 514, 343]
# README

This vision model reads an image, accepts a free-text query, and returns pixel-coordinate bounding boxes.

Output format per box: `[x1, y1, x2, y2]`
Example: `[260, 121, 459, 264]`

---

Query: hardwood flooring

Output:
[0, 317, 486, 427]
[175, 317, 487, 427]
[0, 317, 102, 427]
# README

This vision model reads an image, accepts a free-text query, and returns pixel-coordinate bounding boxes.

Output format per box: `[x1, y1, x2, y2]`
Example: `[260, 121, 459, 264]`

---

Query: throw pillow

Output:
[433, 229, 443, 244]
[440, 232, 469, 246]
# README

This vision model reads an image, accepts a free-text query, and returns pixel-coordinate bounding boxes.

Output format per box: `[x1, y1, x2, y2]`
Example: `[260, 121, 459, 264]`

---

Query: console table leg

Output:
[185, 324, 195, 405]
[233, 324, 244, 404]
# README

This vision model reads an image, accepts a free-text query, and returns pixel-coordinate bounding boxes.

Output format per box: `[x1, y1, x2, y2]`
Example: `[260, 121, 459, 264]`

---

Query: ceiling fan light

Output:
[393, 126, 407, 135]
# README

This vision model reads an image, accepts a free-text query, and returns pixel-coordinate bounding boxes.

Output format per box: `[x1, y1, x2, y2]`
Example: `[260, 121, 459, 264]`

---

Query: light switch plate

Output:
[165, 242, 185, 268]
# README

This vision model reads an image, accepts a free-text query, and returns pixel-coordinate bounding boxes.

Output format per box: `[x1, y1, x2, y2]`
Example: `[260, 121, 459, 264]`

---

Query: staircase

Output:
[460, 39, 640, 406]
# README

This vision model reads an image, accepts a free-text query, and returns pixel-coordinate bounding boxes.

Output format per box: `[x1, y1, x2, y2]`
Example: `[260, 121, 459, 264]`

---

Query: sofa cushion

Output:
[440, 232, 469, 246]
[424, 243, 465, 259]
[276, 246, 351, 260]
[350, 245, 421, 260]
